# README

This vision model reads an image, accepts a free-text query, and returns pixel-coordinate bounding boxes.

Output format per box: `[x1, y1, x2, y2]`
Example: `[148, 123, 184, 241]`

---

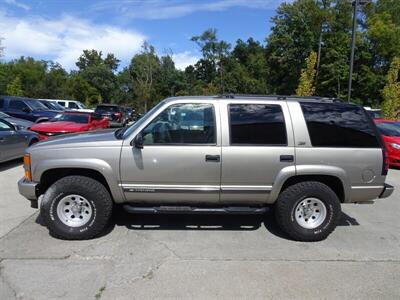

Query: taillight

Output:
[114, 112, 121, 121]
[23, 154, 32, 181]
[382, 148, 389, 175]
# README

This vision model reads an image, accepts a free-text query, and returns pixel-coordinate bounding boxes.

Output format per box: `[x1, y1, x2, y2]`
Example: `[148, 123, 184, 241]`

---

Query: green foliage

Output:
[0, 0, 399, 111]
[296, 51, 317, 96]
[382, 57, 400, 119]
[6, 76, 23, 96]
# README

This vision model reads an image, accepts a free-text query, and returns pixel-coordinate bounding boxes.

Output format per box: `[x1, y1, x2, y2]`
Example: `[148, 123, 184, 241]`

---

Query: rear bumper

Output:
[379, 183, 394, 198]
[18, 177, 38, 200]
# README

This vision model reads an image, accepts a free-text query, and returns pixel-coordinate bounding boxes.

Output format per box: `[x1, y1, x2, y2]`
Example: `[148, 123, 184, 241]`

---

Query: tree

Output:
[381, 57, 400, 119]
[296, 51, 317, 96]
[191, 28, 231, 93]
[76, 50, 120, 103]
[6, 76, 23, 96]
[129, 42, 160, 112]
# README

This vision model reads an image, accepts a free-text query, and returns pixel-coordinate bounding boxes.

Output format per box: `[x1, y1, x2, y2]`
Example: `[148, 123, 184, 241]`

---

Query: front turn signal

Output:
[23, 154, 32, 181]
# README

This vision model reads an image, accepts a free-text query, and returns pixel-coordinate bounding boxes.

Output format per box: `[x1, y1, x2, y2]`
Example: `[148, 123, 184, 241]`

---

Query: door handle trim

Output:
[280, 155, 294, 162]
[205, 155, 220, 162]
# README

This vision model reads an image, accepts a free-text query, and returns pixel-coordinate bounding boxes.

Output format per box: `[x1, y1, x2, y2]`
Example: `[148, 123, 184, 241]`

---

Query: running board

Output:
[123, 205, 268, 215]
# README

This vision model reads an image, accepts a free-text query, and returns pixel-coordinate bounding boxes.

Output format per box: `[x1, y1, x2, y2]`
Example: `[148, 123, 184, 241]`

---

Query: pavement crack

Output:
[0, 211, 38, 241]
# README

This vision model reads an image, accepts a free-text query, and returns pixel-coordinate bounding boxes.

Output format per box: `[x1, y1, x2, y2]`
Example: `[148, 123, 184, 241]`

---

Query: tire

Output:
[275, 181, 341, 242]
[40, 176, 113, 240]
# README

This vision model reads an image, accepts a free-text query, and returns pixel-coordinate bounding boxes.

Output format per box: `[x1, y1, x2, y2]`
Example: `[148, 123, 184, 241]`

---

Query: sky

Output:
[0, 0, 287, 71]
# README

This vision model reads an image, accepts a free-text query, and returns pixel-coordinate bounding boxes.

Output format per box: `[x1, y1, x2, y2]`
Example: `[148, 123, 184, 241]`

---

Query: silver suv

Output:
[18, 95, 394, 241]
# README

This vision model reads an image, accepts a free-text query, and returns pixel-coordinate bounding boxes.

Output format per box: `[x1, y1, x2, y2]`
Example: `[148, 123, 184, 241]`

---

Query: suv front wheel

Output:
[275, 181, 341, 242]
[40, 176, 113, 240]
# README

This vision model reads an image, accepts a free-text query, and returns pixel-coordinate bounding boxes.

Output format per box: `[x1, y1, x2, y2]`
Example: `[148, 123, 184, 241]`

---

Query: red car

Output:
[30, 112, 109, 140]
[375, 119, 400, 167]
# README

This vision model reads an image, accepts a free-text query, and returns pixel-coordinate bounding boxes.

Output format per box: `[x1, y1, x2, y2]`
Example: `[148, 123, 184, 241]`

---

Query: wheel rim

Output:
[294, 197, 327, 229]
[56, 195, 93, 227]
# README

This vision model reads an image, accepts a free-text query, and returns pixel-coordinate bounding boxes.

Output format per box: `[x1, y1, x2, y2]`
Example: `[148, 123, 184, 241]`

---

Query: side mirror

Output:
[132, 133, 144, 149]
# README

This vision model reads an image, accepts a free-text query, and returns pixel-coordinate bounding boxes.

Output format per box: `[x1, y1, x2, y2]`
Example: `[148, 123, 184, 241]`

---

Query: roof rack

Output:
[215, 94, 343, 102]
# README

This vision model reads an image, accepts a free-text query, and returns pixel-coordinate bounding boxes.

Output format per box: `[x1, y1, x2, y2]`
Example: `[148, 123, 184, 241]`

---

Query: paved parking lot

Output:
[0, 160, 399, 299]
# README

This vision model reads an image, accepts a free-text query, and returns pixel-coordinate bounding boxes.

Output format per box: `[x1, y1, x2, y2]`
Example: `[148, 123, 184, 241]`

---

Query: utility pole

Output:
[347, 0, 368, 103]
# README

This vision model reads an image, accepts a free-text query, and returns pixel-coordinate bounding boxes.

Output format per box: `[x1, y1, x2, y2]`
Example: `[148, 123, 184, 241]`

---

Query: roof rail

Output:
[216, 94, 342, 102]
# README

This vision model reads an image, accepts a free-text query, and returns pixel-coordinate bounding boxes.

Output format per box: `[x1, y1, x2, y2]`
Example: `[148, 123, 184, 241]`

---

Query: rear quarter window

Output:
[300, 102, 380, 148]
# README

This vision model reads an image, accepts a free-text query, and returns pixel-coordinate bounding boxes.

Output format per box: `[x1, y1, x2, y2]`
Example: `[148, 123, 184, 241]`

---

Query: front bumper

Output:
[18, 177, 38, 201]
[379, 183, 394, 198]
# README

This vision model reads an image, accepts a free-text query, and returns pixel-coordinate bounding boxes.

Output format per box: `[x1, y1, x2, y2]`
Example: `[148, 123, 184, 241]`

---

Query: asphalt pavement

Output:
[0, 159, 399, 299]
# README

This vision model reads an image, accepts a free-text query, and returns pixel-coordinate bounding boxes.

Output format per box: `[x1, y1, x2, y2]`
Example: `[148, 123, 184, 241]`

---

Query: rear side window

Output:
[68, 102, 79, 109]
[0, 97, 4, 108]
[229, 104, 287, 145]
[300, 102, 380, 148]
[57, 101, 66, 107]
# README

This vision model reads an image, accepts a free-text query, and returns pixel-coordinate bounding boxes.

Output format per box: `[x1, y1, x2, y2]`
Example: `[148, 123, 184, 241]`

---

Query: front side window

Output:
[58, 101, 66, 107]
[68, 102, 79, 109]
[300, 102, 380, 148]
[142, 103, 216, 145]
[9, 100, 29, 111]
[229, 104, 287, 145]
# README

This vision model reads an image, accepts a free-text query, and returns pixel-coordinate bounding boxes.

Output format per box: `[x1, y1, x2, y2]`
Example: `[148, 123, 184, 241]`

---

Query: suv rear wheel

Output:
[275, 181, 341, 241]
[40, 176, 113, 240]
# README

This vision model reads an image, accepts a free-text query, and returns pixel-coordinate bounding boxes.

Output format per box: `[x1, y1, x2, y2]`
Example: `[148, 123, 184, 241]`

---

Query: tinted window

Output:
[9, 100, 29, 111]
[0, 98, 4, 108]
[229, 104, 287, 145]
[57, 101, 66, 107]
[376, 122, 400, 137]
[68, 102, 79, 109]
[142, 103, 215, 145]
[300, 102, 380, 148]
[95, 105, 119, 113]
[27, 100, 47, 110]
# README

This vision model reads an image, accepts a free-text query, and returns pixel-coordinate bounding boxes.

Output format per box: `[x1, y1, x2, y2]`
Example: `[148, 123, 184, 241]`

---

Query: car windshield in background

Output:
[96, 106, 119, 113]
[0, 112, 11, 118]
[376, 122, 400, 137]
[52, 114, 89, 124]
[77, 102, 88, 109]
[28, 100, 48, 110]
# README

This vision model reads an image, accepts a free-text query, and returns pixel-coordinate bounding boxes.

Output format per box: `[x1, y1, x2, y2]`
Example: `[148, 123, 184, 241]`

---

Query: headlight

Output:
[389, 143, 400, 150]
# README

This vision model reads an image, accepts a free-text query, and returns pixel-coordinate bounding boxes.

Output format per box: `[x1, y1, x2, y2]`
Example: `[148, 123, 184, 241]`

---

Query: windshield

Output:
[77, 101, 88, 109]
[28, 100, 48, 110]
[0, 111, 10, 118]
[118, 101, 165, 139]
[51, 113, 89, 124]
[376, 122, 400, 137]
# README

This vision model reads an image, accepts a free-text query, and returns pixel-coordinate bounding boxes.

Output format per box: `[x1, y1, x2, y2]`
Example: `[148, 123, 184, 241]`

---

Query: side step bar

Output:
[123, 205, 268, 215]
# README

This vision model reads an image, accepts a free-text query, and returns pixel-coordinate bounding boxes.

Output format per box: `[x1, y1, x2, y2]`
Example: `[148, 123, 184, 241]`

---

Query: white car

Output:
[41, 99, 94, 113]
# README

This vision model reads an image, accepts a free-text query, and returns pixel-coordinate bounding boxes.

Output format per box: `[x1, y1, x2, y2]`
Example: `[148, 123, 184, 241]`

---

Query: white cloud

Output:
[0, 14, 146, 70]
[4, 0, 30, 11]
[93, 0, 286, 20]
[172, 51, 199, 70]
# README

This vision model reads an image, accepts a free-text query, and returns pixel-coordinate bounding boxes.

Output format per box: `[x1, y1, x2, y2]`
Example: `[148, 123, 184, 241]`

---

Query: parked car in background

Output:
[125, 107, 137, 122]
[364, 107, 382, 119]
[38, 100, 65, 111]
[44, 99, 94, 113]
[18, 95, 393, 241]
[94, 104, 128, 127]
[0, 96, 59, 123]
[0, 118, 38, 163]
[375, 119, 400, 167]
[30, 112, 109, 140]
[0, 111, 33, 130]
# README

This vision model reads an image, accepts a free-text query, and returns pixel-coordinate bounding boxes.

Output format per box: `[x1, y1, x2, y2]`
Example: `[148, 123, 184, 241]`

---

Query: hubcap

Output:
[294, 198, 327, 229]
[56, 195, 92, 227]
